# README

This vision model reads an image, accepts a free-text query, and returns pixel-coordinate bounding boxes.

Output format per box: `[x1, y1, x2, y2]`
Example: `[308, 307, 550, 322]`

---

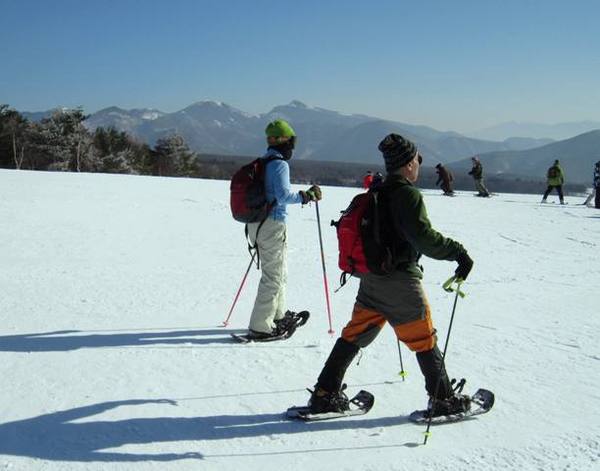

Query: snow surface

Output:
[1, 169, 599, 471]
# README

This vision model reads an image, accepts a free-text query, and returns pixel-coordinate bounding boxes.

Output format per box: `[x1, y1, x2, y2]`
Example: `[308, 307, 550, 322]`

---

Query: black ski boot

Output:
[274, 310, 309, 337]
[426, 378, 471, 418]
[308, 384, 350, 414]
[426, 394, 471, 418]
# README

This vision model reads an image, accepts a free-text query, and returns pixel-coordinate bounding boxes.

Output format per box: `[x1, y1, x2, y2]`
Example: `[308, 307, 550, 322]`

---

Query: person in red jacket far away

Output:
[362, 171, 374, 190]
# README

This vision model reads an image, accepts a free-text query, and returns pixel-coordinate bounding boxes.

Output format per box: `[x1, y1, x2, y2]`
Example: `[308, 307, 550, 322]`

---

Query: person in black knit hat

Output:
[304, 133, 475, 418]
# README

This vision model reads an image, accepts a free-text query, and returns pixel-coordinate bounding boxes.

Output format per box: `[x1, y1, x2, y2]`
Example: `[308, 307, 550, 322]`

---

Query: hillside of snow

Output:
[1, 169, 598, 471]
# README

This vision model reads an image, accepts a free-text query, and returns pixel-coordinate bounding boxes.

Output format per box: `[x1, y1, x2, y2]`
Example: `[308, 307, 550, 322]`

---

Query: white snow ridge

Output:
[141, 111, 161, 120]
[0, 169, 599, 471]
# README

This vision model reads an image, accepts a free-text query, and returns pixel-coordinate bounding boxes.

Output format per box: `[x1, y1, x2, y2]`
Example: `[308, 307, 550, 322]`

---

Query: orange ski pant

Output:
[340, 302, 436, 352]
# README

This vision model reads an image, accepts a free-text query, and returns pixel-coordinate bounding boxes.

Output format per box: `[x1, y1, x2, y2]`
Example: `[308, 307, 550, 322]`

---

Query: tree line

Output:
[0, 105, 196, 176]
[0, 104, 380, 186]
[0, 104, 586, 194]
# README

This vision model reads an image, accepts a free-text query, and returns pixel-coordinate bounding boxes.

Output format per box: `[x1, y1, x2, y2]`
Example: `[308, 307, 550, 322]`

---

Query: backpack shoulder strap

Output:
[263, 154, 285, 164]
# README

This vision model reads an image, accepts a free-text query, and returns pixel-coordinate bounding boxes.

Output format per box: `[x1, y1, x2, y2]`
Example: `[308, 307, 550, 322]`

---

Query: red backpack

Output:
[230, 156, 282, 223]
[333, 188, 396, 287]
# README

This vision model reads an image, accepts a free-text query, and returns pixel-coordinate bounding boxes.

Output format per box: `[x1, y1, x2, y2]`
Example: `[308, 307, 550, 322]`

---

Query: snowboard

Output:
[286, 389, 374, 421]
[230, 311, 310, 343]
[408, 388, 494, 425]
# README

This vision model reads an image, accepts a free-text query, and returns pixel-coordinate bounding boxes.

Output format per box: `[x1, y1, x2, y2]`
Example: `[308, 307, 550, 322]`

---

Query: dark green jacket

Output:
[381, 175, 465, 278]
[469, 162, 483, 179]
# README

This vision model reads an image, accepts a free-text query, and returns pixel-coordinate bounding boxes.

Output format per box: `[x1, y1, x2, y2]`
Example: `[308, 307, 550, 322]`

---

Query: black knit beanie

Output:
[378, 133, 417, 173]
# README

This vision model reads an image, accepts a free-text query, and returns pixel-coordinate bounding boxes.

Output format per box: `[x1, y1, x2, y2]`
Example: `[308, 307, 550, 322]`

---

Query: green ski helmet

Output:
[265, 119, 296, 138]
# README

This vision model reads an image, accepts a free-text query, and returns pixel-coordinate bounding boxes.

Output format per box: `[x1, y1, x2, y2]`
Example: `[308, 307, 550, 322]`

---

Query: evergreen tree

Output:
[0, 105, 30, 169]
[93, 126, 153, 174]
[153, 134, 196, 177]
[39, 108, 99, 172]
[93, 127, 133, 173]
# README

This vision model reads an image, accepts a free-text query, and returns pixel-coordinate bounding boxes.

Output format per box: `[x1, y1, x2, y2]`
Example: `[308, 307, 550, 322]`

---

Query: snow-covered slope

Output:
[0, 169, 598, 470]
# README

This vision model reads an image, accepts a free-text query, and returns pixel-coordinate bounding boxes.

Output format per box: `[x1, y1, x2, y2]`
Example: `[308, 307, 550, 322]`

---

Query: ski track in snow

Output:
[0, 171, 599, 471]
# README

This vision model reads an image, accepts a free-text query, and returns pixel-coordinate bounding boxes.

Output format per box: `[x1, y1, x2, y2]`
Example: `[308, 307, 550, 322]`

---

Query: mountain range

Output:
[23, 101, 553, 164]
[21, 101, 600, 183]
[467, 120, 600, 141]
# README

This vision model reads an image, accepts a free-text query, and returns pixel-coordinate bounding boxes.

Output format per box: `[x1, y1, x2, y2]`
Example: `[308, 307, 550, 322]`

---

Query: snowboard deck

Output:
[230, 311, 309, 343]
[409, 388, 494, 425]
[286, 390, 374, 421]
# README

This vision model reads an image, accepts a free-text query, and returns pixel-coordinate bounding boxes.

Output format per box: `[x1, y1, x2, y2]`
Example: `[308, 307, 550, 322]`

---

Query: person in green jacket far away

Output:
[541, 159, 565, 204]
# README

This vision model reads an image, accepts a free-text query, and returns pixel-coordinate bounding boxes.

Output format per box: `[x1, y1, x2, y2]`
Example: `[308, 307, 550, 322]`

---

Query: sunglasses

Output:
[417, 153, 423, 165]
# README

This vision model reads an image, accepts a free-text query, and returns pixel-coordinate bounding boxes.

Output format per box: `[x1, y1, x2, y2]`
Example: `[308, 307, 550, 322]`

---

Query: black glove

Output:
[455, 251, 473, 281]
[300, 185, 322, 204]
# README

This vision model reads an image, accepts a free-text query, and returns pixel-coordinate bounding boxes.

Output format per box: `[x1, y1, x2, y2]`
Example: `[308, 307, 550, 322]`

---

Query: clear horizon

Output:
[2, 0, 599, 133]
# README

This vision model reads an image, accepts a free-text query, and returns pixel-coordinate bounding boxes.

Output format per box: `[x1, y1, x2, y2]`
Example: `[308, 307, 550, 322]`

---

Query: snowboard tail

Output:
[286, 390, 374, 421]
[409, 388, 494, 424]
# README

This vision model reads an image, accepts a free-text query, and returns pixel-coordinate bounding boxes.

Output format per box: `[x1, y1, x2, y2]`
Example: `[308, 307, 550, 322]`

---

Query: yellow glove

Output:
[300, 185, 322, 204]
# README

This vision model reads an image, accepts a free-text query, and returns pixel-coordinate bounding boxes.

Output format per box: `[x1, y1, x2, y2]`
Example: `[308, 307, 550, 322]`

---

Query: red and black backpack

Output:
[230, 156, 282, 223]
[332, 187, 398, 288]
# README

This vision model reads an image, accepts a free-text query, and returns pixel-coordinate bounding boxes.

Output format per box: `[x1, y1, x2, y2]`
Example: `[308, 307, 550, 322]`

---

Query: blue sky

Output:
[1, 0, 599, 132]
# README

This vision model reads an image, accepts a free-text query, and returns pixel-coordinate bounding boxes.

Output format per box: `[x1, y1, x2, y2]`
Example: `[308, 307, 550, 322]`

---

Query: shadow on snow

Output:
[0, 399, 415, 462]
[0, 328, 249, 352]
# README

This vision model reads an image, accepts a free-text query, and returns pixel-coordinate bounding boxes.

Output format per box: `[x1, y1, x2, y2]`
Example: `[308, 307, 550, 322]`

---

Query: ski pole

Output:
[221, 252, 256, 327]
[397, 340, 407, 380]
[423, 276, 464, 444]
[315, 200, 335, 334]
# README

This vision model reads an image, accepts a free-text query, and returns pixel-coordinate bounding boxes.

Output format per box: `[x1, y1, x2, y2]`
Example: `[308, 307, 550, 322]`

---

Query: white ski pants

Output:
[247, 218, 287, 334]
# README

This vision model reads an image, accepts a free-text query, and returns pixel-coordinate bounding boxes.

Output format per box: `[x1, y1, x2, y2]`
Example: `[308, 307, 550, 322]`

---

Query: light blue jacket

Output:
[264, 149, 303, 222]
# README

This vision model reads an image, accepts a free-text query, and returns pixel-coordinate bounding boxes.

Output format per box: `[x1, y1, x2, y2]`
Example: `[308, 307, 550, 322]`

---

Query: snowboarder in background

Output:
[435, 163, 454, 195]
[306, 133, 474, 418]
[582, 160, 600, 208]
[369, 171, 384, 190]
[362, 171, 374, 190]
[541, 159, 565, 204]
[468, 156, 490, 197]
[245, 119, 322, 340]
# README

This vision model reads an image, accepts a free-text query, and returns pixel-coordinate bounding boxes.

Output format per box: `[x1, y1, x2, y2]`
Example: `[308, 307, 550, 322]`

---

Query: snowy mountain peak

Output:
[188, 100, 227, 109]
[288, 100, 309, 109]
[100, 106, 127, 114]
[140, 111, 161, 120]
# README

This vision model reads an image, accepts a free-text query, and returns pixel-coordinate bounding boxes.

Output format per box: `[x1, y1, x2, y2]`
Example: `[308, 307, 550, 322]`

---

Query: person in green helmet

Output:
[245, 119, 322, 341]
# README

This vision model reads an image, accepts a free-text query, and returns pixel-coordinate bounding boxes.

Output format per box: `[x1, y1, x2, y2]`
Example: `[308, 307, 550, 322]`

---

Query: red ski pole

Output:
[315, 200, 334, 334]
[221, 252, 256, 327]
